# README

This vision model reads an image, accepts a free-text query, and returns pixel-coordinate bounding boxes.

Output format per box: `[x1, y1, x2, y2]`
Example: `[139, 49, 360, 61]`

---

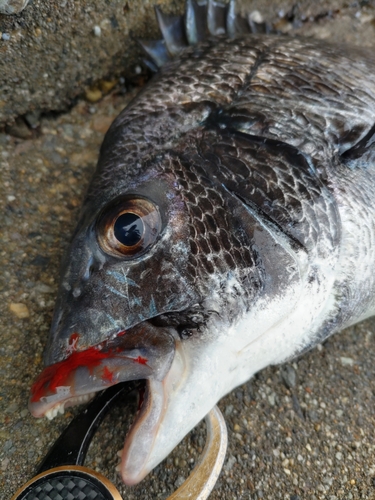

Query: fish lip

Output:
[29, 321, 176, 419]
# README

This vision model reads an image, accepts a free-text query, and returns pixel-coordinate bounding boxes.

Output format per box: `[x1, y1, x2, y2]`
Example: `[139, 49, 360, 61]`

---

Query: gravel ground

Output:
[1, 2, 375, 500]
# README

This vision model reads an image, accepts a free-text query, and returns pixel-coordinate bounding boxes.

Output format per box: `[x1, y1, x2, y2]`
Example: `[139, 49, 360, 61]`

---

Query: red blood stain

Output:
[134, 356, 148, 365]
[30, 346, 114, 403]
[102, 366, 115, 384]
[116, 330, 127, 337]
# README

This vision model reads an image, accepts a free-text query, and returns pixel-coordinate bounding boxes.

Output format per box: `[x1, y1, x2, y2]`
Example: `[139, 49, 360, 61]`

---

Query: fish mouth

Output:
[29, 321, 178, 484]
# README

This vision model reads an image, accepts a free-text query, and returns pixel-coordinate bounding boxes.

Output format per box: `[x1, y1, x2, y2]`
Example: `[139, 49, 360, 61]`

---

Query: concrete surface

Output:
[1, 1, 375, 499]
[0, 0, 185, 126]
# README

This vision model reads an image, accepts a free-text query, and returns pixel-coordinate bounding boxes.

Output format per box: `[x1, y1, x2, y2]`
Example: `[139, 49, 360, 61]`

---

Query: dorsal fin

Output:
[185, 0, 207, 44]
[154, 6, 187, 56]
[207, 0, 227, 36]
[138, 0, 275, 70]
[226, 0, 250, 37]
[137, 39, 169, 69]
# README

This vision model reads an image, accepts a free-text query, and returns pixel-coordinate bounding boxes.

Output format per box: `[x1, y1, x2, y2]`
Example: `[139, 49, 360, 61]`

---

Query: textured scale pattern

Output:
[165, 154, 263, 302]
[180, 128, 340, 256]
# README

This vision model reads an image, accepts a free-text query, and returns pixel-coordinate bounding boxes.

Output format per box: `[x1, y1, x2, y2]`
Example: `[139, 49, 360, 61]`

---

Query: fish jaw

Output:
[28, 323, 175, 420]
[120, 378, 166, 485]
[117, 318, 265, 485]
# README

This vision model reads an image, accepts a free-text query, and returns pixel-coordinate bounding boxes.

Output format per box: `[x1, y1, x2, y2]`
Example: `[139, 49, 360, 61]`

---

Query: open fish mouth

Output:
[29, 321, 177, 484]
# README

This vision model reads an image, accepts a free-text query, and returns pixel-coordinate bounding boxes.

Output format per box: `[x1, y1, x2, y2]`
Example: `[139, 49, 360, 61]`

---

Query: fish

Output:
[28, 0, 375, 487]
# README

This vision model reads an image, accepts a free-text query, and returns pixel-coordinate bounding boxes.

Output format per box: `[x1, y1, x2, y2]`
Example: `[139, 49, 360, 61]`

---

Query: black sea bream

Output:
[29, 0, 375, 486]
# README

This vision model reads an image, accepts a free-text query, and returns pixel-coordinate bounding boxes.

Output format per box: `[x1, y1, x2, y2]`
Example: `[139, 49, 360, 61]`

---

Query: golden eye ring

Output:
[97, 197, 162, 258]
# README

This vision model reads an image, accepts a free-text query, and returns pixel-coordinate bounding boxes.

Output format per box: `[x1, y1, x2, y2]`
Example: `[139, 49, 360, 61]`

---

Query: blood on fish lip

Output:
[102, 365, 115, 384]
[30, 346, 115, 403]
[134, 356, 148, 365]
[30, 328, 149, 405]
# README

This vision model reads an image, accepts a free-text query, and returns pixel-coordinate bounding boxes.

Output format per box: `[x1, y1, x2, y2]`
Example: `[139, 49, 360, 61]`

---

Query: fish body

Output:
[29, 0, 375, 486]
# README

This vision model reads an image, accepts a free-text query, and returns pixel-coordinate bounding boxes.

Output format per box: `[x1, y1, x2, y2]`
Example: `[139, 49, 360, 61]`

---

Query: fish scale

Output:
[29, 0, 375, 488]
[168, 153, 260, 288]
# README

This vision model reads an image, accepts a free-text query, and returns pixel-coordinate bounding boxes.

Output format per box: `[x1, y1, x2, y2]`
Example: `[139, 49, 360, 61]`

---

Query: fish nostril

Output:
[83, 258, 96, 281]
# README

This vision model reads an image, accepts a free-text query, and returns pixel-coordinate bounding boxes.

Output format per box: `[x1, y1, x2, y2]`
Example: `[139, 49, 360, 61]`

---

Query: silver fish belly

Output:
[29, 0, 375, 486]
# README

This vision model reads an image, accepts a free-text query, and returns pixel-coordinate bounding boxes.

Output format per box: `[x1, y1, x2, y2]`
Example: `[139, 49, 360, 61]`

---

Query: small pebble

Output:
[224, 455, 236, 471]
[91, 116, 114, 134]
[281, 365, 297, 389]
[1, 458, 10, 471]
[340, 357, 355, 366]
[225, 404, 233, 416]
[99, 79, 117, 93]
[174, 476, 185, 488]
[0, 0, 29, 15]
[268, 392, 276, 406]
[3, 440, 13, 451]
[2, 33, 10, 40]
[6, 117, 32, 139]
[6, 402, 19, 413]
[93, 25, 101, 37]
[24, 110, 41, 129]
[85, 88, 103, 103]
[9, 302, 30, 318]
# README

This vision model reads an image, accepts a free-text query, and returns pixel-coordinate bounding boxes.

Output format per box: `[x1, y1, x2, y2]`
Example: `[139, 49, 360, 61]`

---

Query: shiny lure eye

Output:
[97, 197, 162, 258]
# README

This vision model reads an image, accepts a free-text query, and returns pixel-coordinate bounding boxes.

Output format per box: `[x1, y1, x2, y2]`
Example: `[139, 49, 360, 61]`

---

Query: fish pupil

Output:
[114, 213, 144, 247]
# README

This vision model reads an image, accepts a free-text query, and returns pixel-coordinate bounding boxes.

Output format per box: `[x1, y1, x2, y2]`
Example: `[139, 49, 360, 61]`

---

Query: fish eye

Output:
[114, 213, 144, 247]
[97, 197, 162, 258]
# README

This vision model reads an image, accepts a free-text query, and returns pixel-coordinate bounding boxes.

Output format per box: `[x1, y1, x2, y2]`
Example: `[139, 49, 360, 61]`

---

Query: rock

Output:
[174, 476, 185, 488]
[91, 115, 114, 134]
[0, 0, 29, 15]
[1, 458, 10, 471]
[5, 117, 32, 139]
[281, 364, 297, 389]
[340, 356, 355, 366]
[85, 88, 103, 103]
[24, 110, 41, 129]
[99, 79, 118, 94]
[9, 302, 30, 318]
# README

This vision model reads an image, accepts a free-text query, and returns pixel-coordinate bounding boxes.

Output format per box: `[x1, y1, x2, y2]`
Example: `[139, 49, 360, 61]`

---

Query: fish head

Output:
[29, 138, 307, 485]
[43, 164, 198, 364]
